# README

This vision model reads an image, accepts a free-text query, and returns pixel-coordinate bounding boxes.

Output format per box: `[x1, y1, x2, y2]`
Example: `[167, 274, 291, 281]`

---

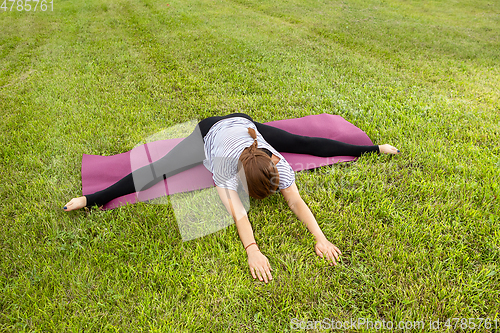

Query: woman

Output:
[64, 113, 400, 283]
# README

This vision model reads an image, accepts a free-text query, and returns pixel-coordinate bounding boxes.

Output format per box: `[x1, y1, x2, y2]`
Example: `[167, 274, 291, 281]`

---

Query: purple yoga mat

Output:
[81, 113, 373, 210]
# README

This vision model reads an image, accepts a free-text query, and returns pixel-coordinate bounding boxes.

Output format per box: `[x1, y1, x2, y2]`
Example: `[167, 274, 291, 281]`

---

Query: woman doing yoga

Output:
[64, 113, 400, 283]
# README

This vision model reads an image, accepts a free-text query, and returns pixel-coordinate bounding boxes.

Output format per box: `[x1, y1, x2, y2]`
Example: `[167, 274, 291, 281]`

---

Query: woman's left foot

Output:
[378, 144, 400, 154]
[63, 196, 87, 211]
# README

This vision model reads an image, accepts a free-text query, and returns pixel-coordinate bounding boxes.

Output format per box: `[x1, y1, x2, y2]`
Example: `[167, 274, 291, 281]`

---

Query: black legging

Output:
[85, 113, 379, 207]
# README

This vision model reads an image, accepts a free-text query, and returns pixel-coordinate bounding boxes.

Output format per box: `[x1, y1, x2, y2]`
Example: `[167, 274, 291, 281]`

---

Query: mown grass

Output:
[1, 0, 499, 331]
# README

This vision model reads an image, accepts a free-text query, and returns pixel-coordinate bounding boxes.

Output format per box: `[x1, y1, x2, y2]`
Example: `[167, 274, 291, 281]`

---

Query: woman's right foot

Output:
[63, 196, 87, 211]
[378, 144, 400, 154]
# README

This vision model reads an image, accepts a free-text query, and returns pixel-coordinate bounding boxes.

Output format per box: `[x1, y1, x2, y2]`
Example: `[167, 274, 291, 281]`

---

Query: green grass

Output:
[1, 0, 499, 331]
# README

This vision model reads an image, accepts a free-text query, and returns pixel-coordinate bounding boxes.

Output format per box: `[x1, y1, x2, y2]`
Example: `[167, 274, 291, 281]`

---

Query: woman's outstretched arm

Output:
[280, 182, 342, 266]
[215, 186, 273, 283]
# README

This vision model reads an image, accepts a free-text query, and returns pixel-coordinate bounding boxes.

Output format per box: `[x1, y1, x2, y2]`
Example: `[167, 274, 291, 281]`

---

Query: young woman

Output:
[64, 113, 399, 283]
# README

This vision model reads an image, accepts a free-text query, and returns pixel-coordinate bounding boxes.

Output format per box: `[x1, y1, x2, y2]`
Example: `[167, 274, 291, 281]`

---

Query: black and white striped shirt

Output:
[203, 117, 295, 191]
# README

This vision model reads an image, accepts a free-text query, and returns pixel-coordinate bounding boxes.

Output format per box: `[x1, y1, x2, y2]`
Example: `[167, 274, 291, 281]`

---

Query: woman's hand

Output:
[247, 247, 273, 283]
[314, 238, 342, 266]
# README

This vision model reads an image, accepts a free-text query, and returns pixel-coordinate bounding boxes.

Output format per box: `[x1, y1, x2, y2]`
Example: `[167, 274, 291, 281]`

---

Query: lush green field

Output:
[1, 0, 499, 331]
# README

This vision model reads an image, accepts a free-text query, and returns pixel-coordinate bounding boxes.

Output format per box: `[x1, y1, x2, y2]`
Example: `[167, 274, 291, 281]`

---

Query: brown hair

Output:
[238, 128, 280, 199]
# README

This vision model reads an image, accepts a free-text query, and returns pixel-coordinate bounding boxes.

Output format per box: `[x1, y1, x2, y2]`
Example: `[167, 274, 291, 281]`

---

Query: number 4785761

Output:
[1, 0, 54, 11]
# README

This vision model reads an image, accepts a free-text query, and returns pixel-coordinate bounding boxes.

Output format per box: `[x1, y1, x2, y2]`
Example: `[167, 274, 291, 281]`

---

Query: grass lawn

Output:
[1, 0, 499, 331]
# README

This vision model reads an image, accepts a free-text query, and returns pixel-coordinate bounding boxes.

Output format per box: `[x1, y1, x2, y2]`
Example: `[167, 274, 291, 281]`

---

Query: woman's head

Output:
[238, 128, 279, 199]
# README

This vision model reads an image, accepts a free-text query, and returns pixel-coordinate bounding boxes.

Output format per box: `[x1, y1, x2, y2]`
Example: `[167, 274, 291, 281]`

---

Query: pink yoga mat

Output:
[81, 113, 373, 210]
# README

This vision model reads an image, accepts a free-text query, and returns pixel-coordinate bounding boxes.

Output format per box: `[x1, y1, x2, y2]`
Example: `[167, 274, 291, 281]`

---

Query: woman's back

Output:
[202, 117, 295, 191]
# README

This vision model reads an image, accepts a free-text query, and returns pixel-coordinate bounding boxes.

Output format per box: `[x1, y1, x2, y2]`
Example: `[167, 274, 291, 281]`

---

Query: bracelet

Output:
[244, 242, 258, 251]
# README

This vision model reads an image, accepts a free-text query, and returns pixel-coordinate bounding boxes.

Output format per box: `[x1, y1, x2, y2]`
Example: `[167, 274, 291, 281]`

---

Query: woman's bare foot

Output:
[63, 196, 87, 211]
[378, 144, 400, 154]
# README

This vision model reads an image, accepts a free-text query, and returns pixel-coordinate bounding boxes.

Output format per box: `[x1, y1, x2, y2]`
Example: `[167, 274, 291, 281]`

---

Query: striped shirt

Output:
[203, 117, 295, 192]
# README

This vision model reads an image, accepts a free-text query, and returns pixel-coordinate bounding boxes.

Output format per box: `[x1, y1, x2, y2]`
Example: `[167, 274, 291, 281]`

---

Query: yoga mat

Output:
[81, 113, 373, 210]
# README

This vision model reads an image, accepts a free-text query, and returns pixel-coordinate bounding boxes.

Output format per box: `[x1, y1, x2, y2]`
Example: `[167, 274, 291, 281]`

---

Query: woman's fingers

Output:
[331, 248, 340, 261]
[256, 265, 268, 283]
[261, 269, 268, 283]
[264, 266, 273, 282]
[250, 267, 257, 279]
[250, 264, 273, 283]
[325, 251, 337, 266]
[318, 248, 340, 266]
[255, 268, 264, 282]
